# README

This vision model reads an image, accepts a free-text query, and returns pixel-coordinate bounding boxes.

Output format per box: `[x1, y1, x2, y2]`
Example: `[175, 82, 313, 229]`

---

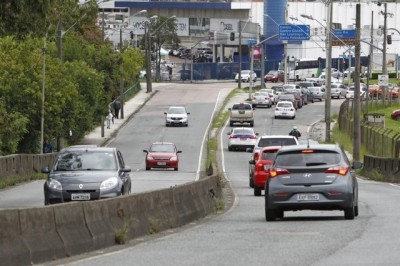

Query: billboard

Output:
[130, 17, 189, 37]
[371, 53, 397, 72]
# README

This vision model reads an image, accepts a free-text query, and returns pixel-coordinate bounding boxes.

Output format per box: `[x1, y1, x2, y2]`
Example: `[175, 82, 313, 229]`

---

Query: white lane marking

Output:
[196, 90, 222, 181]
[220, 119, 230, 182]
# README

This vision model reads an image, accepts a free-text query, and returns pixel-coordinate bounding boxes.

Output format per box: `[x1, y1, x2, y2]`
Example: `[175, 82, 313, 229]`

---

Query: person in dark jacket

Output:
[289, 126, 301, 140]
[113, 100, 121, 119]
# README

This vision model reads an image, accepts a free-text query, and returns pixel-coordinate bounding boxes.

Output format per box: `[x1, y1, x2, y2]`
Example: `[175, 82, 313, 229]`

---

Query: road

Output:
[41, 84, 400, 265]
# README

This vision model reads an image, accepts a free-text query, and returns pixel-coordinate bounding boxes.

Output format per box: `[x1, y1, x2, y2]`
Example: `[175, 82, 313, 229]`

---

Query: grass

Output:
[0, 173, 47, 189]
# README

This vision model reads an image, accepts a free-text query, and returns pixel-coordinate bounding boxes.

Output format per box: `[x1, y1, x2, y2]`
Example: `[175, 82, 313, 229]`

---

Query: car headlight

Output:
[100, 177, 118, 191]
[47, 178, 62, 191]
[170, 156, 178, 161]
[147, 155, 154, 160]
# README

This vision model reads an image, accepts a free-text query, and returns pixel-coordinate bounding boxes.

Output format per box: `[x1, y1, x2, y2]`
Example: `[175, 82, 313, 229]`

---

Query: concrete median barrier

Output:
[19, 207, 65, 264]
[0, 175, 222, 264]
[0, 209, 31, 266]
[54, 203, 94, 257]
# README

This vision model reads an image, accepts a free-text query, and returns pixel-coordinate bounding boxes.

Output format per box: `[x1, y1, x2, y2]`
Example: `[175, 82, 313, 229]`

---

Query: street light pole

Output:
[382, 2, 388, 75]
[238, 21, 242, 89]
[353, 3, 361, 162]
[325, 0, 333, 143]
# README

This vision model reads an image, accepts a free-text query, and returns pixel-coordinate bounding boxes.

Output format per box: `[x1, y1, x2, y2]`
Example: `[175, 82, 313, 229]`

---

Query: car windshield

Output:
[241, 70, 251, 75]
[258, 138, 297, 147]
[168, 107, 186, 114]
[267, 71, 278, 75]
[55, 151, 117, 171]
[150, 144, 175, 153]
[275, 150, 341, 167]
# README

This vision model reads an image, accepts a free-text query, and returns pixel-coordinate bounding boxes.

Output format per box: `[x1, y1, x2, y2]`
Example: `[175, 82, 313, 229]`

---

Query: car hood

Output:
[49, 171, 118, 188]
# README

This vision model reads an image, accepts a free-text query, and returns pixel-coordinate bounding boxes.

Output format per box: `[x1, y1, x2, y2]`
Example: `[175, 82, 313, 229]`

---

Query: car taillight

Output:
[255, 163, 265, 171]
[290, 108, 294, 111]
[249, 135, 257, 139]
[252, 96, 256, 100]
[254, 153, 259, 161]
[325, 165, 349, 176]
[275, 108, 279, 111]
[269, 168, 290, 178]
[230, 134, 238, 139]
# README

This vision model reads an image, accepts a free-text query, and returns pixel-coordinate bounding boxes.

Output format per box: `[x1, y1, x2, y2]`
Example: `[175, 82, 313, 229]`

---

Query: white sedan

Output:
[251, 92, 272, 108]
[227, 127, 258, 151]
[235, 70, 257, 83]
[274, 101, 296, 119]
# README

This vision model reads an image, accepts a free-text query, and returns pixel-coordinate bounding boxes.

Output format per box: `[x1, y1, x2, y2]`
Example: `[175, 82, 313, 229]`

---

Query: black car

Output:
[265, 144, 362, 221]
[42, 145, 132, 205]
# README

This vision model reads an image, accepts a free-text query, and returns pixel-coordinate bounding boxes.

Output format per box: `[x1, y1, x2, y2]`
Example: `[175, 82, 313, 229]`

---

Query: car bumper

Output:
[146, 160, 178, 169]
[274, 111, 295, 118]
[166, 119, 188, 126]
[44, 186, 121, 205]
[254, 171, 268, 188]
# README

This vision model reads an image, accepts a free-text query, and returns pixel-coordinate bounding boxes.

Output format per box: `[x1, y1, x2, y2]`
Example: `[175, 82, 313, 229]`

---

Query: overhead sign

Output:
[279, 25, 310, 41]
[331, 29, 357, 46]
[247, 38, 257, 46]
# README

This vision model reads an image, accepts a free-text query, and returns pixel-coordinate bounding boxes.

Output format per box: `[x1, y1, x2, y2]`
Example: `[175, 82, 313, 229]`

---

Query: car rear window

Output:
[277, 102, 292, 108]
[258, 138, 297, 147]
[261, 150, 278, 160]
[233, 128, 253, 135]
[232, 104, 251, 110]
[275, 150, 341, 167]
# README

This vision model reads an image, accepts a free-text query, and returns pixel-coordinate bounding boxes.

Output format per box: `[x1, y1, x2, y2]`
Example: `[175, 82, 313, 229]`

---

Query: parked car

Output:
[264, 70, 284, 83]
[247, 135, 299, 188]
[164, 106, 190, 127]
[143, 142, 181, 171]
[265, 144, 363, 221]
[391, 109, 400, 121]
[331, 83, 347, 99]
[251, 91, 272, 108]
[227, 127, 258, 151]
[235, 70, 257, 83]
[42, 145, 132, 205]
[274, 101, 296, 119]
[248, 146, 281, 196]
[308, 86, 325, 101]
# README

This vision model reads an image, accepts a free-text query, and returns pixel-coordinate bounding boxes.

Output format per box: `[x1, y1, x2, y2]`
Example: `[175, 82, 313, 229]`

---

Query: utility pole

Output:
[353, 3, 361, 162]
[325, 0, 333, 143]
[145, 20, 152, 93]
[366, 11, 373, 115]
[382, 2, 387, 75]
[238, 21, 242, 89]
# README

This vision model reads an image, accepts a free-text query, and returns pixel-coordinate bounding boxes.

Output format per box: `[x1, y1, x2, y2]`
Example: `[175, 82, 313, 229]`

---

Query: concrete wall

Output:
[0, 153, 57, 180]
[0, 175, 222, 265]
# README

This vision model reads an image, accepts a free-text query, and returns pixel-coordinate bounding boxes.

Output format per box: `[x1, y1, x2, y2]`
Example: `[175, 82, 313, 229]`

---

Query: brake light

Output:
[325, 165, 349, 176]
[269, 168, 290, 178]
[254, 152, 259, 161]
[290, 108, 294, 111]
[249, 135, 257, 139]
[255, 163, 264, 171]
[230, 134, 238, 139]
[275, 108, 279, 111]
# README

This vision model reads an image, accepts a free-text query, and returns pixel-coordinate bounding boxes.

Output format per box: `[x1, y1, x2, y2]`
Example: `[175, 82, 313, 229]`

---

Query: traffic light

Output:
[130, 31, 134, 40]
[230, 32, 235, 41]
[387, 34, 392, 45]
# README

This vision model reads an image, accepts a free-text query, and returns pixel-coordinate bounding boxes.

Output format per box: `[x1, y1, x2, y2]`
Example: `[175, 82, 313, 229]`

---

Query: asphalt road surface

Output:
[42, 84, 400, 265]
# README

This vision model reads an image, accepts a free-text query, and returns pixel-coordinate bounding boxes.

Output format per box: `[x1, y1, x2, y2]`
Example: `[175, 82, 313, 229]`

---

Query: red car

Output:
[264, 70, 284, 83]
[391, 109, 400, 121]
[249, 146, 281, 196]
[143, 142, 181, 171]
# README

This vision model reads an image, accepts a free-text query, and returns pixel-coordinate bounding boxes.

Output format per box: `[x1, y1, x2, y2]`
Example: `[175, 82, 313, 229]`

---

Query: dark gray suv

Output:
[42, 145, 131, 205]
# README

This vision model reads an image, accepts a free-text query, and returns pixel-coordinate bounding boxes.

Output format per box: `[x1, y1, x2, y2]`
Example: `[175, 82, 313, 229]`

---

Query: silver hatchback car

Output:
[265, 144, 362, 221]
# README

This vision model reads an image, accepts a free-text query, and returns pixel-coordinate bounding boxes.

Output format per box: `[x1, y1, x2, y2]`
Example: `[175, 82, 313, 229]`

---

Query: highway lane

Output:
[45, 89, 400, 266]
[0, 83, 234, 209]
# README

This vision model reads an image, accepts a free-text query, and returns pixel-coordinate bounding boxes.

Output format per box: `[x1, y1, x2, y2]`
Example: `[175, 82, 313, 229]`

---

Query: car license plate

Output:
[297, 194, 319, 201]
[240, 138, 247, 141]
[71, 193, 90, 201]
[157, 162, 166, 166]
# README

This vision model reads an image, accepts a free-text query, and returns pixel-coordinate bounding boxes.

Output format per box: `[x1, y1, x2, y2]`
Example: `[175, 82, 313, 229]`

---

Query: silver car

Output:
[265, 144, 362, 221]
[251, 92, 272, 108]
[308, 86, 325, 101]
[227, 127, 258, 151]
[330, 83, 347, 99]
[164, 106, 190, 127]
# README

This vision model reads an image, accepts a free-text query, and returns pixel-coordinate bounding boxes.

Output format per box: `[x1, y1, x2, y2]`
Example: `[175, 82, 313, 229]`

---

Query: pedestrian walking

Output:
[106, 109, 114, 129]
[168, 66, 173, 81]
[113, 99, 121, 119]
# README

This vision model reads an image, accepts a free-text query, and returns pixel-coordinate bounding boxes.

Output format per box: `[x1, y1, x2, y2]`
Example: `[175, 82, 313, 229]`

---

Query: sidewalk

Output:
[78, 83, 159, 147]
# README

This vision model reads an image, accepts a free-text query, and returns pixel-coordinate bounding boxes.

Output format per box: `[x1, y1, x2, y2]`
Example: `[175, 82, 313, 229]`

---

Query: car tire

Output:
[355, 205, 359, 217]
[265, 208, 277, 222]
[254, 186, 262, 196]
[146, 166, 150, 170]
[228, 146, 233, 151]
[274, 116, 278, 119]
[174, 167, 178, 171]
[250, 122, 254, 127]
[344, 203, 355, 220]
[249, 177, 254, 188]
[230, 121, 234, 127]
[292, 115, 295, 119]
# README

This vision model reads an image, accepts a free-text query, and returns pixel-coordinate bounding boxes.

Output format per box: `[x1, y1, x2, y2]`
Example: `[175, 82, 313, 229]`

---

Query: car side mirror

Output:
[246, 148, 253, 153]
[177, 150, 182, 153]
[143, 149, 148, 153]
[227, 132, 231, 135]
[41, 166, 50, 174]
[187, 112, 190, 115]
[255, 133, 259, 136]
[164, 112, 167, 115]
[352, 161, 363, 169]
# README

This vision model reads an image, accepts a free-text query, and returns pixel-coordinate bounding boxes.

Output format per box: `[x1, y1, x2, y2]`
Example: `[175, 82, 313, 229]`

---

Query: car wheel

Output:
[230, 121, 234, 127]
[265, 208, 277, 222]
[174, 167, 178, 171]
[276, 210, 284, 219]
[254, 186, 262, 196]
[354, 205, 359, 217]
[228, 146, 233, 151]
[292, 115, 295, 119]
[146, 166, 150, 170]
[250, 122, 254, 127]
[166, 123, 169, 127]
[249, 176, 254, 188]
[274, 116, 278, 119]
[344, 202, 355, 220]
